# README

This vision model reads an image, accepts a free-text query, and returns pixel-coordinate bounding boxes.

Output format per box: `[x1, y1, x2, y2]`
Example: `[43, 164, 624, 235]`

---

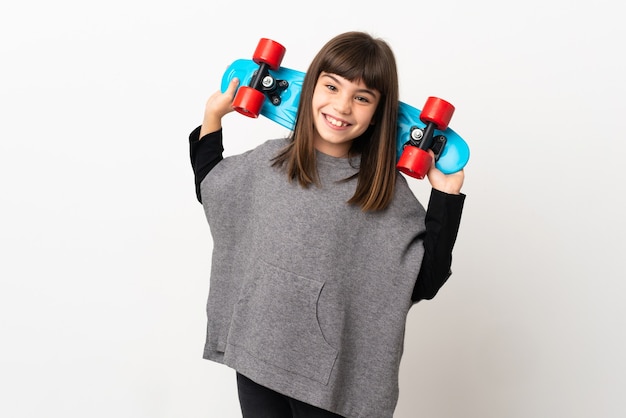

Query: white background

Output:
[1, 0, 624, 417]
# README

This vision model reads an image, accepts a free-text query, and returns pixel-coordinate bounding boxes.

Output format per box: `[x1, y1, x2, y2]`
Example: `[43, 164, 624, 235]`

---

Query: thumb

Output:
[226, 77, 240, 96]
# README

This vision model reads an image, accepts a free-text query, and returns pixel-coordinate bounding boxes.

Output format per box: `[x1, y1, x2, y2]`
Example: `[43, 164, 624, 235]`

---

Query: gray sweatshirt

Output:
[200, 138, 428, 418]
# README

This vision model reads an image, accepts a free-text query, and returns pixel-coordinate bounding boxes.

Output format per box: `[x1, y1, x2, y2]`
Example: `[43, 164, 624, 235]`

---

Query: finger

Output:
[426, 149, 437, 167]
[225, 77, 240, 95]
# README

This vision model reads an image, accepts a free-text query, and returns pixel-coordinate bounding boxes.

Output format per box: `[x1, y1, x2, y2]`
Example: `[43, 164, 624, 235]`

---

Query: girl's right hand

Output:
[199, 77, 240, 137]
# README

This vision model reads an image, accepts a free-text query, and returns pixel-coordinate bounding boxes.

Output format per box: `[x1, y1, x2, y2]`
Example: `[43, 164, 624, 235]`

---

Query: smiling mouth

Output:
[325, 114, 349, 127]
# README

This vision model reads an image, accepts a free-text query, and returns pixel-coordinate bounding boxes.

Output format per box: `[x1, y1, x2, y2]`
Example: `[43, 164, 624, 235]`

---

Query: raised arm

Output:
[411, 155, 466, 301]
[189, 78, 240, 202]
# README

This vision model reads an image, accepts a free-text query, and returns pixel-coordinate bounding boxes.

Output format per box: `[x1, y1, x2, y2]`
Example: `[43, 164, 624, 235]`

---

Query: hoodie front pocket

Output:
[228, 260, 338, 385]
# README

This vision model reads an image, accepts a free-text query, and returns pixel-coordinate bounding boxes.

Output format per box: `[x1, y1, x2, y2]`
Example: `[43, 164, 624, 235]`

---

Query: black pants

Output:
[236, 373, 344, 418]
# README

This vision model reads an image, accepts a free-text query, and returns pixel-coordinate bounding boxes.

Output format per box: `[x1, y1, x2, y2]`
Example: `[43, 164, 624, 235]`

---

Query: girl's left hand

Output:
[425, 150, 465, 195]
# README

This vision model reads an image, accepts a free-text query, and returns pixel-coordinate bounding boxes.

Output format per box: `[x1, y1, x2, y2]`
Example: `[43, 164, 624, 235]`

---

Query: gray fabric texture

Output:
[200, 138, 427, 418]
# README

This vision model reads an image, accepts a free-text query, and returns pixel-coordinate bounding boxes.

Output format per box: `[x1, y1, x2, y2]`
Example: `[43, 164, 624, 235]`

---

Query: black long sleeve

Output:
[411, 189, 465, 302]
[189, 126, 224, 203]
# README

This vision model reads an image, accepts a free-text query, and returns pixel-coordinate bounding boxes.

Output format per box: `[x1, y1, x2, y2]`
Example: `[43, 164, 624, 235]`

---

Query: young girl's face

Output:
[311, 72, 380, 157]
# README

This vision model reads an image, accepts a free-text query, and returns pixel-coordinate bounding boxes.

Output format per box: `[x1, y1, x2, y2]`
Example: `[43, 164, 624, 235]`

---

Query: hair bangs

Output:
[320, 43, 393, 95]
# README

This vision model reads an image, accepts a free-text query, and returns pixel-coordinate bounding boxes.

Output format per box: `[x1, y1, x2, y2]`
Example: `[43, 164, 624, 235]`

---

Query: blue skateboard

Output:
[222, 38, 470, 178]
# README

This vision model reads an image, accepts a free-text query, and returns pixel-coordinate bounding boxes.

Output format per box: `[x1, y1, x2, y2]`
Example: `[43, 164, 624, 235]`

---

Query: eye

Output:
[355, 95, 371, 103]
[325, 84, 338, 92]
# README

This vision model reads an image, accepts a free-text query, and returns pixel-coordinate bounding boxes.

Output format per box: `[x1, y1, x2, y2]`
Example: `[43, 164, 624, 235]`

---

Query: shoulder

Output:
[252, 138, 289, 158]
[211, 138, 288, 171]
[385, 172, 426, 217]
[394, 172, 420, 202]
[201, 138, 289, 196]
[228, 138, 288, 162]
[200, 138, 288, 206]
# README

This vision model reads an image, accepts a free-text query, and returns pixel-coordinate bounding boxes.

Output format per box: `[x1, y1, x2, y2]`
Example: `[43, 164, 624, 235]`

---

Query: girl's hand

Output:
[199, 78, 240, 137]
[425, 150, 465, 195]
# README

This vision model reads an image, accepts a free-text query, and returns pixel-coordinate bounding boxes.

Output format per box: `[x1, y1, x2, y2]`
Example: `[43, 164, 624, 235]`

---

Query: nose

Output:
[333, 94, 352, 115]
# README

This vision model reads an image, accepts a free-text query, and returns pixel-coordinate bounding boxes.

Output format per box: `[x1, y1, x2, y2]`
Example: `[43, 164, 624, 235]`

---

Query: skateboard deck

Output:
[221, 40, 469, 178]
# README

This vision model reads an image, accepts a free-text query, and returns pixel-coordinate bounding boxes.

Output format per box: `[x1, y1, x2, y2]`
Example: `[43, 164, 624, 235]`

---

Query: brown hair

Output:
[272, 31, 400, 212]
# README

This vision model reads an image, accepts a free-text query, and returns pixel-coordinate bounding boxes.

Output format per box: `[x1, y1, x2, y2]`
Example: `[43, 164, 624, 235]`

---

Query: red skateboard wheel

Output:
[396, 146, 432, 179]
[252, 38, 286, 70]
[232, 86, 265, 118]
[420, 97, 455, 130]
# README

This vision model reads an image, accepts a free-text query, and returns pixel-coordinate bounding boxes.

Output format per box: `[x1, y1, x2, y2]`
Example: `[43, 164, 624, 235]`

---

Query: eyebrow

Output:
[321, 73, 379, 98]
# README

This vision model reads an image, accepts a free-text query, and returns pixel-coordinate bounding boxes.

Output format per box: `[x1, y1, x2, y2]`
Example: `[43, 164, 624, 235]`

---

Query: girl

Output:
[189, 31, 465, 418]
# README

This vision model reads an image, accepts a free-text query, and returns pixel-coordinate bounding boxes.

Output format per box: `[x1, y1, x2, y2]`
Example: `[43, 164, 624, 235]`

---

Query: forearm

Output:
[189, 126, 224, 203]
[411, 189, 465, 302]
[199, 114, 224, 138]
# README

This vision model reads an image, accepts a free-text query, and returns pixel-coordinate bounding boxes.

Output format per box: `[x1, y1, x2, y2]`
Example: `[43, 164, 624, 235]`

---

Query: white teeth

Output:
[326, 115, 347, 127]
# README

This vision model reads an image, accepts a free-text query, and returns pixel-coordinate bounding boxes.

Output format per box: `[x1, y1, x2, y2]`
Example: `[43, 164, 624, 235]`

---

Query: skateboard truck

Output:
[407, 126, 447, 160]
[397, 97, 455, 179]
[249, 68, 289, 106]
[232, 38, 288, 117]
